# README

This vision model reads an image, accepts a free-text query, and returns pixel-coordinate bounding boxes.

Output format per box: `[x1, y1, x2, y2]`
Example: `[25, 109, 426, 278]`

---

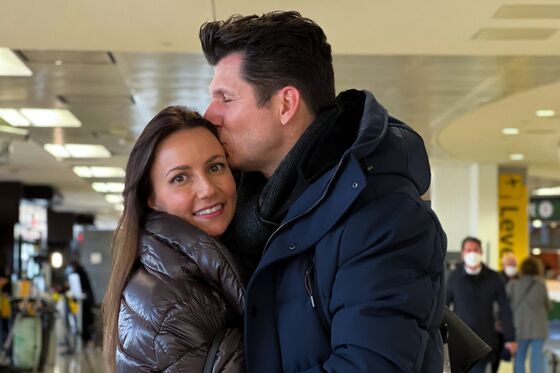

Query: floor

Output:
[4, 305, 554, 373]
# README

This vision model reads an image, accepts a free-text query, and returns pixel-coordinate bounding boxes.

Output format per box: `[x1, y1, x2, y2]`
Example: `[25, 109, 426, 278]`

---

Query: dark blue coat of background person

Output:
[446, 262, 516, 370]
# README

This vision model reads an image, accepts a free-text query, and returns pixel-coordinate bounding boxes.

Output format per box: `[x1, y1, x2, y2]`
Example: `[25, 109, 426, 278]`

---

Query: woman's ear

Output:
[147, 195, 158, 211]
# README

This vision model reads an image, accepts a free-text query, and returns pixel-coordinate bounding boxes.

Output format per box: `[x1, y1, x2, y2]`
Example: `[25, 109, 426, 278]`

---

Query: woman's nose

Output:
[195, 176, 217, 198]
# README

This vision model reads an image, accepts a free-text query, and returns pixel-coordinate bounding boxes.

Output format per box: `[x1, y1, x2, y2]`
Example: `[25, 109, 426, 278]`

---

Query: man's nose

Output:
[204, 101, 222, 127]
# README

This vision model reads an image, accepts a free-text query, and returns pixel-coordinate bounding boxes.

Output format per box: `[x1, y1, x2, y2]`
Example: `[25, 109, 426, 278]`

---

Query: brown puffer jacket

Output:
[116, 212, 246, 372]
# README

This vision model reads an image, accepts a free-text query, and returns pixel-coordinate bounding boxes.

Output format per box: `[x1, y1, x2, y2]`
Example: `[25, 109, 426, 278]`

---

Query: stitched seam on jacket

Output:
[155, 305, 225, 370]
[121, 297, 158, 333]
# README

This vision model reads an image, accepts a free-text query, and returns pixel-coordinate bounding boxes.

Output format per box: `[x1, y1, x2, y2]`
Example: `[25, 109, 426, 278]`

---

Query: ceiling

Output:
[1, 0, 560, 226]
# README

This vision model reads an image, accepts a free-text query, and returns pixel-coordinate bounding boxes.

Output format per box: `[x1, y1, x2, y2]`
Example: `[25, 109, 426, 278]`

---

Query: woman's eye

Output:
[209, 163, 225, 173]
[223, 97, 232, 103]
[171, 174, 186, 184]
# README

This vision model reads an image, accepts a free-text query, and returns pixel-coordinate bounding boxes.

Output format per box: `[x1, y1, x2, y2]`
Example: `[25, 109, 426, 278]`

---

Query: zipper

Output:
[262, 156, 347, 255]
[304, 265, 316, 308]
[305, 258, 330, 334]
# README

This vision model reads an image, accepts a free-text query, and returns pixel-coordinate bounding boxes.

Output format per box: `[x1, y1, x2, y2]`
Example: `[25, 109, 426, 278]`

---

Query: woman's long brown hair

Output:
[102, 106, 218, 371]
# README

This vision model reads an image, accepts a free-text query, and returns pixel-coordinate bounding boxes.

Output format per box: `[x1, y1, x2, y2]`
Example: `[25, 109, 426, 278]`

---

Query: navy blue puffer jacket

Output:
[244, 90, 447, 372]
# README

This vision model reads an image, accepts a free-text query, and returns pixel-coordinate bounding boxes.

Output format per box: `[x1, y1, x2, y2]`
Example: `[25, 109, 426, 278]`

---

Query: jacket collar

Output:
[140, 212, 246, 316]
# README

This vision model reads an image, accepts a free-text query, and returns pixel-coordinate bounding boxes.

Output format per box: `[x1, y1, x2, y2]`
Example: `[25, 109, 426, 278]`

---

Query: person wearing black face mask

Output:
[446, 236, 517, 373]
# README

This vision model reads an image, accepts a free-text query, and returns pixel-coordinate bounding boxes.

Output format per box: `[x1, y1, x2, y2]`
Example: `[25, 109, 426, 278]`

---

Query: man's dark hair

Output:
[461, 236, 482, 251]
[200, 11, 335, 115]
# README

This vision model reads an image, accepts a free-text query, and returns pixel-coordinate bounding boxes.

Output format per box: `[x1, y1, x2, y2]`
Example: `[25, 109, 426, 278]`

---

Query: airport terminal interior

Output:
[1, 1, 560, 372]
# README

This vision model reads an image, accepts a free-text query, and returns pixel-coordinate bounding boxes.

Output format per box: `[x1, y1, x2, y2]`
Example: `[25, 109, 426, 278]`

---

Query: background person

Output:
[103, 107, 245, 372]
[493, 249, 520, 372]
[201, 11, 446, 372]
[446, 236, 517, 373]
[507, 257, 550, 373]
[65, 260, 96, 346]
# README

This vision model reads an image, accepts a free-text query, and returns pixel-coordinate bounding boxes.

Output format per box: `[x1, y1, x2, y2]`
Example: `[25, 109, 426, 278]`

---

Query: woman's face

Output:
[148, 127, 236, 237]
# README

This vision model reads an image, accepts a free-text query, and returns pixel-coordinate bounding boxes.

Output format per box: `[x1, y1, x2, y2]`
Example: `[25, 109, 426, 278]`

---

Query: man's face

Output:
[205, 53, 283, 176]
[461, 240, 482, 258]
[502, 253, 517, 268]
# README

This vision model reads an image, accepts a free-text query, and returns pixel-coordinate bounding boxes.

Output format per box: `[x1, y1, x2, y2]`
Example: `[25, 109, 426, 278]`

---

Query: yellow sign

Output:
[498, 173, 528, 266]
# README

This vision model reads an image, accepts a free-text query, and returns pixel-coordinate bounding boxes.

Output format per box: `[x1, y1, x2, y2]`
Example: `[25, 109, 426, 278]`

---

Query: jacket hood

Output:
[342, 89, 431, 195]
[139, 212, 245, 316]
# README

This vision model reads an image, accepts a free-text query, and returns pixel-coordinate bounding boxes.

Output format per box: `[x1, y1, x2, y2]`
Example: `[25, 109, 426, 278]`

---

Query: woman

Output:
[506, 257, 550, 373]
[103, 106, 245, 372]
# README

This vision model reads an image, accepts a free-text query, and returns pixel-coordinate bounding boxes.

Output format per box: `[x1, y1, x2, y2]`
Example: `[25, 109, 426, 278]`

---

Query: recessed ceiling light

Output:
[0, 109, 31, 126]
[44, 144, 111, 159]
[54, 60, 63, 66]
[536, 109, 556, 117]
[502, 128, 519, 135]
[105, 194, 124, 204]
[0, 48, 32, 76]
[532, 248, 542, 255]
[19, 108, 81, 127]
[92, 182, 125, 193]
[73, 166, 125, 178]
[532, 219, 543, 228]
[510, 153, 524, 161]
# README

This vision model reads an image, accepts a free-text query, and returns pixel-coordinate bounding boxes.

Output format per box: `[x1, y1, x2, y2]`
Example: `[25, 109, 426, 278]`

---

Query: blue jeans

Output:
[514, 339, 545, 373]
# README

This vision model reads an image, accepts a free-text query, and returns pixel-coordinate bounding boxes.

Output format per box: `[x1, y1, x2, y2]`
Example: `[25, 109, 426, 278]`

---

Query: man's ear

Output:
[277, 86, 301, 126]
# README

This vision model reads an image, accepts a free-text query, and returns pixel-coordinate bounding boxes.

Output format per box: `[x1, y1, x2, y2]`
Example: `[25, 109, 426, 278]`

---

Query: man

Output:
[499, 249, 519, 284]
[492, 249, 519, 372]
[446, 237, 517, 373]
[201, 11, 447, 372]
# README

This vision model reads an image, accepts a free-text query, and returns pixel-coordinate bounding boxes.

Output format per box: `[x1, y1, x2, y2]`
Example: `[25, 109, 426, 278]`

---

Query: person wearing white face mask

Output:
[446, 237, 518, 373]
[501, 250, 519, 283]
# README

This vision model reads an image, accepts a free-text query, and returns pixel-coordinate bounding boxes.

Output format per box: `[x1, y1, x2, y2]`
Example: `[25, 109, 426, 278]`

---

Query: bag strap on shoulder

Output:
[202, 329, 227, 373]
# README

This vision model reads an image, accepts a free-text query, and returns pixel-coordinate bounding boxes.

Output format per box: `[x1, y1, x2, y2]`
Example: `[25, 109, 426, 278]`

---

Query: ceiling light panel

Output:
[0, 48, 32, 76]
[43, 144, 70, 158]
[44, 144, 111, 159]
[65, 144, 111, 158]
[19, 108, 81, 127]
[0, 109, 30, 126]
[92, 182, 125, 193]
[73, 166, 125, 178]
[536, 109, 556, 117]
[533, 187, 560, 196]
[510, 153, 525, 161]
[105, 194, 124, 204]
[502, 128, 519, 135]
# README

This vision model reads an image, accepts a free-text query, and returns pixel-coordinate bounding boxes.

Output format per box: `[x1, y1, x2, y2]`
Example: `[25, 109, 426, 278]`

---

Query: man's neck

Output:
[261, 114, 316, 179]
